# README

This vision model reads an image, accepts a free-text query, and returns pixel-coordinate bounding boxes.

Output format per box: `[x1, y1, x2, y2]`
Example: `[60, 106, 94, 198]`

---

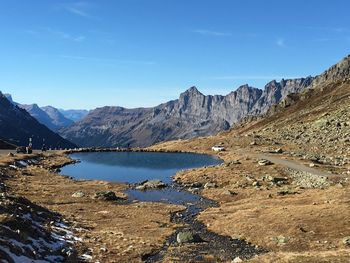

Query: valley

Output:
[0, 59, 349, 261]
[1, 2, 350, 262]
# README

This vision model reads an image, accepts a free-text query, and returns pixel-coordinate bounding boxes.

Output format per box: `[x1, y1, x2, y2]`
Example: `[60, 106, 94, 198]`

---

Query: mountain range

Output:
[2, 55, 349, 149]
[4, 94, 88, 132]
[59, 77, 315, 147]
[0, 93, 76, 149]
[19, 104, 74, 132]
[60, 56, 350, 148]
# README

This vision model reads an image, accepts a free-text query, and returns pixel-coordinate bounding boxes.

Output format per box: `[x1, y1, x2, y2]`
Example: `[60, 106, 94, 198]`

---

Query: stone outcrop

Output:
[310, 54, 350, 88]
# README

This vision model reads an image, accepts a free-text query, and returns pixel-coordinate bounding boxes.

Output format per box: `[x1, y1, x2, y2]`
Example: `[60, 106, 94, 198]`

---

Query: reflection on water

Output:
[126, 188, 204, 205]
[61, 152, 221, 184]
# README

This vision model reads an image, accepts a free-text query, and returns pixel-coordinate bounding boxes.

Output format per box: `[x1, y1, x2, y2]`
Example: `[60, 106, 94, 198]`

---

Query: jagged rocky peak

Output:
[264, 77, 313, 93]
[226, 84, 262, 103]
[280, 76, 314, 87]
[235, 84, 260, 94]
[249, 77, 314, 115]
[311, 54, 350, 88]
[178, 86, 205, 110]
[180, 86, 203, 97]
[187, 86, 201, 93]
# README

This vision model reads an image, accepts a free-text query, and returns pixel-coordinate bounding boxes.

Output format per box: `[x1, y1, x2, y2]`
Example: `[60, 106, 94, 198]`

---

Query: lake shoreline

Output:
[60, 150, 265, 261]
[0, 151, 185, 262]
[1, 140, 349, 262]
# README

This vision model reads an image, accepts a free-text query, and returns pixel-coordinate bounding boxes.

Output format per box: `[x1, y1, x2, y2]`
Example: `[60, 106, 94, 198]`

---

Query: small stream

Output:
[61, 151, 265, 261]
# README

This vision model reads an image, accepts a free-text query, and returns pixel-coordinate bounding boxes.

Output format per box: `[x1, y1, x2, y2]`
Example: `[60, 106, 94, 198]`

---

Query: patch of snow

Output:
[0, 247, 57, 263]
[79, 254, 93, 260]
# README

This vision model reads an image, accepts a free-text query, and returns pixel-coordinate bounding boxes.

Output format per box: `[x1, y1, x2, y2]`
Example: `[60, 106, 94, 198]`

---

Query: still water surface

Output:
[61, 152, 222, 184]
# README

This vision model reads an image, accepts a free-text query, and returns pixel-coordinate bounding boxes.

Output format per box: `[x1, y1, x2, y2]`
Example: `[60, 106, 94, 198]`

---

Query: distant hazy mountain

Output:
[59, 109, 89, 122]
[0, 92, 76, 149]
[5, 95, 86, 131]
[41, 106, 74, 129]
[18, 104, 73, 132]
[60, 75, 313, 148]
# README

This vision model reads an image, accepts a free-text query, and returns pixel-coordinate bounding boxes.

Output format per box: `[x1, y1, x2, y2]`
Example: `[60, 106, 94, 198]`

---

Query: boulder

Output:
[176, 231, 202, 244]
[223, 190, 238, 196]
[342, 236, 350, 245]
[275, 235, 289, 244]
[94, 191, 120, 201]
[72, 191, 85, 198]
[135, 180, 167, 190]
[204, 182, 217, 189]
[232, 257, 243, 263]
[190, 182, 203, 188]
[271, 177, 288, 184]
[258, 159, 273, 166]
[274, 148, 283, 153]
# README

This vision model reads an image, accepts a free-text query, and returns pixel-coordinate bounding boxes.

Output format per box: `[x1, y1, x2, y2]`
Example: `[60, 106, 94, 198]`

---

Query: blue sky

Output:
[0, 0, 349, 109]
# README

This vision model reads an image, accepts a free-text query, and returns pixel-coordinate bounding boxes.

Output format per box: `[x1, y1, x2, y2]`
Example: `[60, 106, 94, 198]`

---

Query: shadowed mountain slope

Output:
[0, 93, 76, 149]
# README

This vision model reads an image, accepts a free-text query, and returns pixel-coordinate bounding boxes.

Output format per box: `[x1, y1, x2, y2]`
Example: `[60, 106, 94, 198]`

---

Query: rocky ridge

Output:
[61, 77, 314, 147]
[67, 55, 349, 149]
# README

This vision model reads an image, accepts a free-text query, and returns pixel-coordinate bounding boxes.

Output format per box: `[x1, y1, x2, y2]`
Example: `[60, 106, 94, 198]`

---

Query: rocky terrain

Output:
[61, 77, 313, 148]
[148, 55, 350, 262]
[0, 92, 76, 149]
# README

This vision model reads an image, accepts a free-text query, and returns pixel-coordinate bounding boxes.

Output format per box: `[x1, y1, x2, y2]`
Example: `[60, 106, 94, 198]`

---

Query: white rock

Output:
[232, 257, 243, 262]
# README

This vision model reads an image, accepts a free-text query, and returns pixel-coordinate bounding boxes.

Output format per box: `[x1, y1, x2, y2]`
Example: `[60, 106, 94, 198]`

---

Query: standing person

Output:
[27, 137, 33, 154]
[41, 138, 46, 152]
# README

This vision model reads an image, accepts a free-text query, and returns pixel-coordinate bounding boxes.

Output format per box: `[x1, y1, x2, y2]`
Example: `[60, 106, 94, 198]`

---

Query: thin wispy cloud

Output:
[276, 38, 286, 47]
[313, 37, 335, 42]
[303, 26, 349, 33]
[26, 27, 86, 42]
[59, 55, 156, 66]
[303, 26, 350, 43]
[48, 28, 86, 42]
[193, 29, 232, 37]
[59, 2, 95, 18]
